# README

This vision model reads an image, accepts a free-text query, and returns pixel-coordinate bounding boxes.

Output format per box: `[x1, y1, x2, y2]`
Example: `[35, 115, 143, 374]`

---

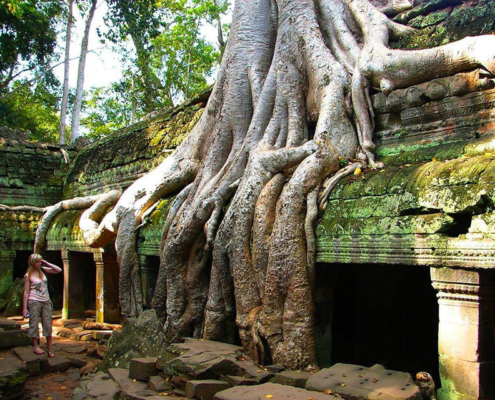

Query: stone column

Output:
[431, 267, 495, 400]
[61, 250, 70, 320]
[62, 250, 85, 319]
[94, 252, 105, 324]
[0, 248, 15, 298]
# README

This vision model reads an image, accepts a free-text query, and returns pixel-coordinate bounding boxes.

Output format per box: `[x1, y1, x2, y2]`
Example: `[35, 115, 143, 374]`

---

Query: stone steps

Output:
[0, 329, 30, 349]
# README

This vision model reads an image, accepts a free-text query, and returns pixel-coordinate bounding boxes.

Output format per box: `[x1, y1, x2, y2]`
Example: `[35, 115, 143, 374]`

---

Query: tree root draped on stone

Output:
[33, 0, 495, 370]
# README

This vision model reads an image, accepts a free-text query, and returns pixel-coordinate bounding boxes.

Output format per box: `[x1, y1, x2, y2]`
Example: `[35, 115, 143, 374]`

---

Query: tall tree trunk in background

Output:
[213, 0, 225, 53]
[59, 0, 73, 145]
[70, 0, 97, 144]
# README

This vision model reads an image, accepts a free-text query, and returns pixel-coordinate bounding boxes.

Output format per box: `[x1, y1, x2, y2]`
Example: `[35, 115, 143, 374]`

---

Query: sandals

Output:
[46, 350, 55, 358]
[33, 349, 44, 355]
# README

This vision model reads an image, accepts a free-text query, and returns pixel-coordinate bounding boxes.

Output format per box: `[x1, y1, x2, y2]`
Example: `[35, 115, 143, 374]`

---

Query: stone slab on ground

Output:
[149, 375, 172, 392]
[67, 355, 88, 368]
[165, 338, 274, 382]
[86, 372, 121, 399]
[186, 379, 231, 400]
[273, 370, 312, 388]
[213, 382, 336, 400]
[225, 375, 260, 386]
[69, 330, 93, 341]
[55, 327, 73, 338]
[60, 344, 87, 354]
[12, 345, 46, 376]
[129, 357, 158, 381]
[306, 363, 421, 400]
[108, 367, 172, 400]
[67, 369, 82, 382]
[0, 329, 30, 349]
[41, 354, 72, 373]
[53, 339, 89, 349]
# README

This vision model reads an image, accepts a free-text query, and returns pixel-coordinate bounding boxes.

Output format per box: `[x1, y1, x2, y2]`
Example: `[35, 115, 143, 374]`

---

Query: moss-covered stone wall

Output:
[317, 138, 495, 268]
[0, 137, 74, 208]
[63, 93, 207, 199]
[392, 0, 495, 50]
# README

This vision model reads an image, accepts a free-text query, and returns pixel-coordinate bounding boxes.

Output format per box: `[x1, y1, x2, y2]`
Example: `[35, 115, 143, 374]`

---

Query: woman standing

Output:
[22, 254, 62, 357]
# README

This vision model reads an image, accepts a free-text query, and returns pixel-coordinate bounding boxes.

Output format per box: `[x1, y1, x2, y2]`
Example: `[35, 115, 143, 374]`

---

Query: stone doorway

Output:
[316, 263, 439, 384]
[63, 251, 96, 319]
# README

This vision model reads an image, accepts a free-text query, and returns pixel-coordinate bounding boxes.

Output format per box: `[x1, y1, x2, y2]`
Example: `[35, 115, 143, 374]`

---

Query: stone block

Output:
[108, 367, 168, 399]
[185, 379, 231, 400]
[273, 370, 312, 388]
[69, 330, 92, 341]
[306, 363, 421, 400]
[91, 330, 113, 341]
[67, 356, 88, 368]
[0, 329, 30, 348]
[264, 364, 284, 373]
[149, 375, 172, 392]
[129, 357, 158, 381]
[12, 345, 45, 376]
[86, 372, 121, 400]
[213, 382, 331, 400]
[165, 338, 273, 382]
[61, 344, 87, 354]
[41, 355, 72, 373]
[225, 375, 260, 386]
[0, 318, 20, 331]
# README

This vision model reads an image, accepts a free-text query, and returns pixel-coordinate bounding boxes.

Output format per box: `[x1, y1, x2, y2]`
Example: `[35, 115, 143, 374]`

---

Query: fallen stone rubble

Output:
[0, 316, 114, 399]
[73, 338, 425, 400]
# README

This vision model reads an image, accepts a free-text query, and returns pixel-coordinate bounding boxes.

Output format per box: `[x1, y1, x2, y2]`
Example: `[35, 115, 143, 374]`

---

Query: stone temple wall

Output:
[0, 132, 76, 297]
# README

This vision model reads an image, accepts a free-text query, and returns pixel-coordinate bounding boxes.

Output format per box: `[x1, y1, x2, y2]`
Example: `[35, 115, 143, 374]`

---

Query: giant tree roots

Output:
[34, 0, 495, 370]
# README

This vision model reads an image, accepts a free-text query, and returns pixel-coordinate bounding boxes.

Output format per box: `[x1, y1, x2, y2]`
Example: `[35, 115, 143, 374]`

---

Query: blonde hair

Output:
[26, 253, 43, 278]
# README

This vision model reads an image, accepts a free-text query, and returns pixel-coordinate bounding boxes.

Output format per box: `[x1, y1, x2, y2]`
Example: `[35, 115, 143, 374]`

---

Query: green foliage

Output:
[152, 1, 222, 101]
[0, 0, 63, 91]
[0, 78, 62, 142]
[103, 0, 229, 114]
[81, 84, 137, 140]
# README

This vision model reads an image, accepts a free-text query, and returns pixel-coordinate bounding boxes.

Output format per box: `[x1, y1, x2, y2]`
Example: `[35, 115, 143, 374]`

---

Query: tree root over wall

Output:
[34, 0, 495, 371]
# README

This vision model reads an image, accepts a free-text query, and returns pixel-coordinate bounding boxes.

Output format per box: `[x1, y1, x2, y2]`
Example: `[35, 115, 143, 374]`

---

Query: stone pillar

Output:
[0, 248, 15, 298]
[61, 250, 85, 319]
[61, 250, 69, 320]
[94, 252, 105, 324]
[431, 267, 495, 400]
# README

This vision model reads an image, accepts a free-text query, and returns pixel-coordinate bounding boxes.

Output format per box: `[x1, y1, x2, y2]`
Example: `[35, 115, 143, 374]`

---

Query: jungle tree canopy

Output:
[35, 0, 495, 370]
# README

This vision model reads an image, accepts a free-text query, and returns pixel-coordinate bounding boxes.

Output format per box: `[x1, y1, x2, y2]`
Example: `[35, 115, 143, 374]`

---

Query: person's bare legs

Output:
[46, 336, 54, 357]
[32, 337, 43, 354]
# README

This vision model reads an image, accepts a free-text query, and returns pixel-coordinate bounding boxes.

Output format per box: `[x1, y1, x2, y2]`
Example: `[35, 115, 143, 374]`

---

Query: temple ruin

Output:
[2, 1, 495, 399]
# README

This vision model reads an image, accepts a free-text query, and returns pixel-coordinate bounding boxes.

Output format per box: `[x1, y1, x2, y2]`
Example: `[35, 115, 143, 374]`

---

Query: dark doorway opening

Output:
[13, 251, 31, 280]
[67, 251, 96, 318]
[316, 263, 439, 385]
[142, 255, 159, 309]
